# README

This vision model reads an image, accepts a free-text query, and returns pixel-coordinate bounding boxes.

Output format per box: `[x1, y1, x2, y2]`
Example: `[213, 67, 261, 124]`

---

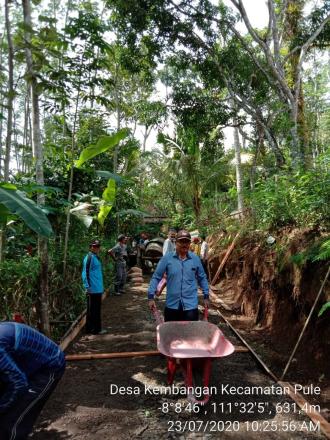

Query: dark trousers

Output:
[164, 304, 199, 322]
[86, 293, 102, 334]
[202, 260, 209, 280]
[0, 365, 65, 440]
[114, 261, 127, 293]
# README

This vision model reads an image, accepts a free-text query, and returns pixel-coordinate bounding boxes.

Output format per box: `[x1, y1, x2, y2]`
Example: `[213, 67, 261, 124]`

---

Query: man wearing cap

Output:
[108, 235, 128, 295]
[148, 230, 209, 321]
[82, 239, 106, 334]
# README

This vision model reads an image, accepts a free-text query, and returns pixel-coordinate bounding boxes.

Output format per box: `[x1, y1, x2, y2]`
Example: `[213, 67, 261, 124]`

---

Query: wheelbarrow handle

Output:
[203, 306, 209, 321]
[150, 303, 164, 325]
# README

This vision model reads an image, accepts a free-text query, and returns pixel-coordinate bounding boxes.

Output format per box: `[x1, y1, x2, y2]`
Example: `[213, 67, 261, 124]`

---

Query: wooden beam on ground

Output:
[66, 346, 249, 361]
[66, 350, 161, 361]
[60, 290, 109, 351]
[60, 311, 86, 351]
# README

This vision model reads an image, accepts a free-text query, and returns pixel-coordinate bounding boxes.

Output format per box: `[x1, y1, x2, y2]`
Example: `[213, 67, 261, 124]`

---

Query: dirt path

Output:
[31, 280, 326, 439]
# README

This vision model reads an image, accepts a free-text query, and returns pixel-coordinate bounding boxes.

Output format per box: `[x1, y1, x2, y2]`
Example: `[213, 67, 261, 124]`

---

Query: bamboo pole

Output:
[210, 232, 240, 286]
[66, 346, 249, 361]
[66, 350, 161, 361]
[281, 264, 330, 380]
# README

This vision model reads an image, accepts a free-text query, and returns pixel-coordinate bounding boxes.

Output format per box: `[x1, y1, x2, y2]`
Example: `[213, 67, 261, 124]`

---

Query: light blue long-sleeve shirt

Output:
[82, 252, 104, 294]
[148, 251, 209, 310]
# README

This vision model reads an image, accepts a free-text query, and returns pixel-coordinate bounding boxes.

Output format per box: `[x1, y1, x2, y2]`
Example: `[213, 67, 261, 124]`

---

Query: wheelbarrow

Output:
[152, 306, 235, 405]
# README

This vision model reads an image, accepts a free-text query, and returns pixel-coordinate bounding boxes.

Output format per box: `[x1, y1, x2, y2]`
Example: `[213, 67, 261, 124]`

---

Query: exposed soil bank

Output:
[208, 227, 329, 418]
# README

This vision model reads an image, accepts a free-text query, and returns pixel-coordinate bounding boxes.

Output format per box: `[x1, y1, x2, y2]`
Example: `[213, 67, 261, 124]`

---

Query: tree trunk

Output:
[113, 65, 121, 173]
[284, 0, 309, 167]
[0, 29, 5, 179]
[0, 0, 15, 263]
[4, 0, 14, 180]
[0, 94, 3, 178]
[62, 54, 84, 278]
[22, 0, 50, 335]
[62, 92, 80, 278]
[232, 102, 244, 214]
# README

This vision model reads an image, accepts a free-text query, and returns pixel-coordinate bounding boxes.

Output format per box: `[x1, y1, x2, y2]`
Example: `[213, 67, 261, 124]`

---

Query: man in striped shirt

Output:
[0, 321, 65, 439]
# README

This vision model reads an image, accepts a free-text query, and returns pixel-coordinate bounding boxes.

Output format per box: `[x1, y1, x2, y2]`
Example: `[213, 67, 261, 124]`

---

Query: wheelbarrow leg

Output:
[184, 358, 212, 406]
[186, 359, 193, 387]
[167, 357, 177, 385]
[203, 358, 212, 389]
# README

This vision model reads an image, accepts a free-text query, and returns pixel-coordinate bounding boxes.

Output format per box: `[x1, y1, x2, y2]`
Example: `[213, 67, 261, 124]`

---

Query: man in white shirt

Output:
[163, 229, 176, 255]
[200, 235, 209, 279]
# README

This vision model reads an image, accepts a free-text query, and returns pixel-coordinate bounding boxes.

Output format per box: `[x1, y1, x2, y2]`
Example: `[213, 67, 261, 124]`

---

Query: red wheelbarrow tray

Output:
[157, 320, 235, 359]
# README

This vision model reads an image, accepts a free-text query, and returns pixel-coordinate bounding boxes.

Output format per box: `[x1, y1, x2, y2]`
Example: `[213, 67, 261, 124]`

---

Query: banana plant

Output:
[75, 128, 129, 168]
[0, 186, 53, 237]
[75, 128, 129, 225]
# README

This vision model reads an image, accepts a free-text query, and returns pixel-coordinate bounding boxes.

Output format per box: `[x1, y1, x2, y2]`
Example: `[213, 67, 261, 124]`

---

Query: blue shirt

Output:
[82, 252, 104, 294]
[148, 251, 209, 310]
[0, 322, 65, 413]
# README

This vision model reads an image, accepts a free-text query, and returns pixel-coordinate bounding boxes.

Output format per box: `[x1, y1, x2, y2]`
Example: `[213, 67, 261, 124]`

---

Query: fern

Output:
[312, 239, 330, 262]
[290, 252, 307, 266]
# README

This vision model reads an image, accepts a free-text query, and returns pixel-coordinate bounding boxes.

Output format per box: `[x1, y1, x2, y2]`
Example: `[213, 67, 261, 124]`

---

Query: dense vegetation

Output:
[0, 0, 329, 335]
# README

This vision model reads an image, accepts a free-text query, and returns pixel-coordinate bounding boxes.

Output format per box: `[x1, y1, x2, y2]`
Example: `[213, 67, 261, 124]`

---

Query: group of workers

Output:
[0, 228, 211, 439]
[82, 228, 210, 331]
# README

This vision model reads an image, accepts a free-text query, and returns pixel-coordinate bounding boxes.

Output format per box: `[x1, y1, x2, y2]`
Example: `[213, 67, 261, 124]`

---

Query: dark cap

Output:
[90, 239, 101, 247]
[176, 230, 191, 241]
[118, 234, 126, 241]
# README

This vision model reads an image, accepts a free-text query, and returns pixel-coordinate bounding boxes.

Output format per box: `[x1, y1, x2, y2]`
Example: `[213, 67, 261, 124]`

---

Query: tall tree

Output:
[22, 0, 50, 335]
[232, 102, 244, 214]
[4, 0, 13, 181]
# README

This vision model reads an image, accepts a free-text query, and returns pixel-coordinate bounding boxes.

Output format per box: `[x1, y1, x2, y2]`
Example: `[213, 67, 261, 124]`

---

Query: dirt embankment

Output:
[208, 227, 330, 385]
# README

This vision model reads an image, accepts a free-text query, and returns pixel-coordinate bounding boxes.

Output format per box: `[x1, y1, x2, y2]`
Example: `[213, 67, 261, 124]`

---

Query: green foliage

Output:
[318, 302, 330, 317]
[290, 237, 330, 269]
[0, 187, 53, 237]
[98, 179, 116, 226]
[249, 167, 330, 229]
[75, 128, 129, 168]
[0, 257, 40, 321]
[311, 238, 330, 262]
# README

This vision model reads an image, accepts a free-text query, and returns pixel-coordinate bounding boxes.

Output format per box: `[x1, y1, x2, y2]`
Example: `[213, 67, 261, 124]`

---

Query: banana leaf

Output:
[75, 128, 129, 168]
[0, 188, 53, 237]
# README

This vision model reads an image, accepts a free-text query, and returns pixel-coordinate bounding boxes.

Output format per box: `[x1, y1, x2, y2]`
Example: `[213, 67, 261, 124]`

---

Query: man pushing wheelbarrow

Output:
[148, 230, 234, 404]
[148, 229, 209, 321]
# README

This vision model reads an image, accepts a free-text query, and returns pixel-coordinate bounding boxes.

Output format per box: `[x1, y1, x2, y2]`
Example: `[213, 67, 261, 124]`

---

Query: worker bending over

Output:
[0, 322, 65, 439]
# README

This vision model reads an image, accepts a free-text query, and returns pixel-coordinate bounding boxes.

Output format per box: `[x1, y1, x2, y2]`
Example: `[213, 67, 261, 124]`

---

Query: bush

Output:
[249, 167, 330, 229]
[0, 257, 40, 321]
